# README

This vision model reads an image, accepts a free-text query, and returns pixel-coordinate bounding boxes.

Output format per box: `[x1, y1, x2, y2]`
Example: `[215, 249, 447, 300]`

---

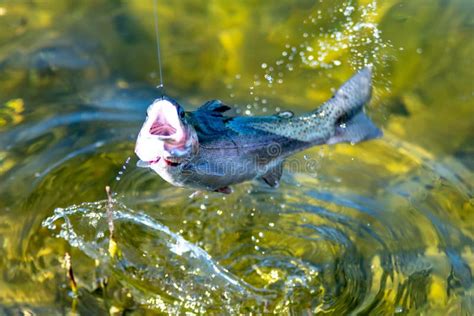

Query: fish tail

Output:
[317, 67, 382, 145]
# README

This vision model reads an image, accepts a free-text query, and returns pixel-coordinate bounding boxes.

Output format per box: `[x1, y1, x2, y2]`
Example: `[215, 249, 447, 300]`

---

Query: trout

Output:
[135, 67, 382, 193]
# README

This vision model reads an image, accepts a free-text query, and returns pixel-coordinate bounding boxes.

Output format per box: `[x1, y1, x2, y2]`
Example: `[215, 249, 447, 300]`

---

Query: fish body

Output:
[135, 67, 382, 193]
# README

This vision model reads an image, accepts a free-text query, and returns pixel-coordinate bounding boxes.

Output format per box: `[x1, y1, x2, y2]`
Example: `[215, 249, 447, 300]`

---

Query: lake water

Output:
[0, 0, 472, 314]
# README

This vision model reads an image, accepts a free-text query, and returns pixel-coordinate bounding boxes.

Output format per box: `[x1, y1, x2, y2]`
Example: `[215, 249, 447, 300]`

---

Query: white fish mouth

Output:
[146, 98, 184, 139]
[149, 123, 177, 138]
[135, 98, 198, 169]
[148, 110, 180, 140]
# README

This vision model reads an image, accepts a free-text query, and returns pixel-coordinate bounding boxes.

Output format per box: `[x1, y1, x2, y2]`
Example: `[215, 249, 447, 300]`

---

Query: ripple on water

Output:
[41, 134, 473, 313]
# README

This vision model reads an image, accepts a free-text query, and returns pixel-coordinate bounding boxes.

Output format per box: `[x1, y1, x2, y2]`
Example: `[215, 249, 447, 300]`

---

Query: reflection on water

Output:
[0, 0, 473, 314]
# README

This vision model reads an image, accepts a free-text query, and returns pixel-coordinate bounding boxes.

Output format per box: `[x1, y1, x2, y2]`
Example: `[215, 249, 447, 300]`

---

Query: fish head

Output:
[135, 96, 198, 170]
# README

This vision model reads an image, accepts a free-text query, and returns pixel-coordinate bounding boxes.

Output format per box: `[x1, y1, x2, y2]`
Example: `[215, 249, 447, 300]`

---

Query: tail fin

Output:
[327, 110, 382, 144]
[319, 67, 382, 145]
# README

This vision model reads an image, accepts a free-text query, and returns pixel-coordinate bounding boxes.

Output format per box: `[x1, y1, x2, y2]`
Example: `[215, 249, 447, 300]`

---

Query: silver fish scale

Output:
[246, 112, 331, 142]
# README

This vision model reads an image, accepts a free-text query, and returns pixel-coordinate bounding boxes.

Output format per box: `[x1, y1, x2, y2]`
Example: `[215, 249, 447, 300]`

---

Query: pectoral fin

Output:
[198, 100, 232, 114]
[260, 162, 284, 187]
[136, 160, 151, 168]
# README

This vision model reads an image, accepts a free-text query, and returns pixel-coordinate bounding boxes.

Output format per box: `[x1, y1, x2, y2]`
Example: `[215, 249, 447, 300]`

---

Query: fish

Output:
[135, 67, 382, 193]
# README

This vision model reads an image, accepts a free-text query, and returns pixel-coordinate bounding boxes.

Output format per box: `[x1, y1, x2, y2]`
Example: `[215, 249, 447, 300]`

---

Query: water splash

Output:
[42, 200, 273, 313]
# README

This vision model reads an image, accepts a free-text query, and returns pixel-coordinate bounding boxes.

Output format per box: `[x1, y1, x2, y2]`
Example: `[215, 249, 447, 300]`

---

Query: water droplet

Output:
[395, 307, 404, 313]
[264, 74, 273, 83]
[343, 6, 355, 16]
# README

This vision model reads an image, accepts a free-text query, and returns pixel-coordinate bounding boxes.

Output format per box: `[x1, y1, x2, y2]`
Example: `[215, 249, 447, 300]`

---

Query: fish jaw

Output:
[145, 98, 185, 139]
[135, 97, 199, 170]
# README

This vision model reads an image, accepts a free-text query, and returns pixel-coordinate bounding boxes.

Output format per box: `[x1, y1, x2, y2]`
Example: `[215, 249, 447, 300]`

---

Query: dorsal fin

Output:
[191, 100, 233, 135]
[261, 161, 284, 187]
[198, 100, 232, 115]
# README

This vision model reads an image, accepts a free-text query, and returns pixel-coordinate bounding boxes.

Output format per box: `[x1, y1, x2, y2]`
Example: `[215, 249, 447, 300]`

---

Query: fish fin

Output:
[315, 67, 372, 121]
[315, 66, 382, 145]
[191, 100, 232, 135]
[327, 110, 382, 145]
[136, 159, 151, 168]
[214, 186, 233, 194]
[260, 161, 284, 187]
[198, 100, 232, 115]
[189, 190, 203, 199]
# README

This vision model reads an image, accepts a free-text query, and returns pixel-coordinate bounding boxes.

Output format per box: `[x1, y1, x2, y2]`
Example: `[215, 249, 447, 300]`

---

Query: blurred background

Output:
[0, 0, 472, 314]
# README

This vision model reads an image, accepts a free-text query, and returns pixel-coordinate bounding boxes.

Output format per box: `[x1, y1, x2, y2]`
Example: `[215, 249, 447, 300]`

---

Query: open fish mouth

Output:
[142, 156, 183, 167]
[149, 122, 177, 138]
[162, 155, 184, 167]
[147, 100, 182, 139]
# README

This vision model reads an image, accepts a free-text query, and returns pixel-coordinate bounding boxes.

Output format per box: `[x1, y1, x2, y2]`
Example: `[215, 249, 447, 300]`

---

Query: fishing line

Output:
[153, 0, 164, 92]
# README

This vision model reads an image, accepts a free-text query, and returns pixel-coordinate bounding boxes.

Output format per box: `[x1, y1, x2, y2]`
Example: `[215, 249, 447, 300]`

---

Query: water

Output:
[0, 0, 473, 314]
